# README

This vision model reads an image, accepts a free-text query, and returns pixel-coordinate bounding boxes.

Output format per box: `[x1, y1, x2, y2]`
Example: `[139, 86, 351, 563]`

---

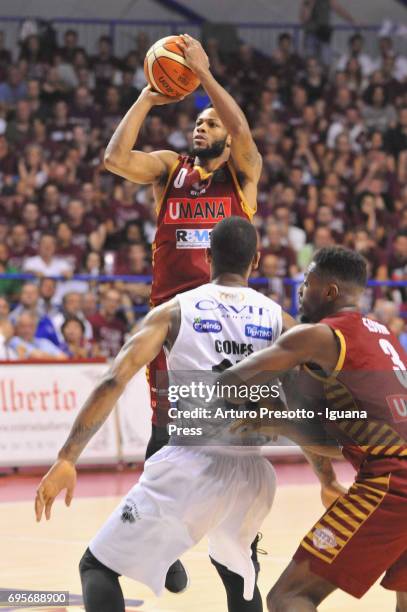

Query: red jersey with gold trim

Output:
[316, 311, 407, 470]
[151, 155, 253, 306]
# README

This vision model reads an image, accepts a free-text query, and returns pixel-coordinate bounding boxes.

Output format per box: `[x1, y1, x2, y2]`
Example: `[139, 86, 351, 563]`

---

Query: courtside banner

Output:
[117, 367, 152, 462]
[0, 361, 119, 467]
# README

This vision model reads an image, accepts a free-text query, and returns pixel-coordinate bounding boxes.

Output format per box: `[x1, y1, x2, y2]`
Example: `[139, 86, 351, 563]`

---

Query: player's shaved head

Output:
[210, 216, 258, 276]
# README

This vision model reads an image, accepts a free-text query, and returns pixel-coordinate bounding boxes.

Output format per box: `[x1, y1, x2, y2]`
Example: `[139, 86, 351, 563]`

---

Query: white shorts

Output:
[89, 445, 276, 600]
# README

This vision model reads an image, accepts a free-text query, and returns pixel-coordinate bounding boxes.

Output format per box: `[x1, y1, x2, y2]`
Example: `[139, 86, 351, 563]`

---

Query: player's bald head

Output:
[209, 216, 258, 277]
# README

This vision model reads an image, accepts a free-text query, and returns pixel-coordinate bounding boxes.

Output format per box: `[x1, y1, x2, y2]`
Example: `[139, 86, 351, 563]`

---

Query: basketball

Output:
[144, 35, 200, 98]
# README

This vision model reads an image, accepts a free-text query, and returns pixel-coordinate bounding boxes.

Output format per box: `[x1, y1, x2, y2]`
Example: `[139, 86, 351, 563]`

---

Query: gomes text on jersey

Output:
[164, 198, 232, 224]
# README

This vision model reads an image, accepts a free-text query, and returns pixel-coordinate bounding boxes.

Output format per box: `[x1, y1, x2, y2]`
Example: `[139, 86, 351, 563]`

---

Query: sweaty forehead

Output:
[197, 108, 222, 124]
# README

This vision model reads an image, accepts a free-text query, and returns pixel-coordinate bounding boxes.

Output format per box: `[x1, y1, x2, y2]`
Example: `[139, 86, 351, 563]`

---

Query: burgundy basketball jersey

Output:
[151, 155, 254, 305]
[315, 311, 407, 470]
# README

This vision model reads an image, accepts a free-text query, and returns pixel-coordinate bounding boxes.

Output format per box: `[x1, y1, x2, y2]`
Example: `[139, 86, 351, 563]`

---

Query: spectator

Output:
[298, 226, 335, 270]
[38, 276, 58, 316]
[0, 65, 27, 106]
[6, 99, 33, 145]
[371, 35, 407, 83]
[88, 288, 127, 358]
[273, 206, 306, 253]
[384, 106, 407, 159]
[61, 315, 96, 359]
[300, 0, 356, 65]
[9, 310, 66, 360]
[48, 100, 73, 143]
[56, 221, 84, 271]
[8, 223, 36, 268]
[352, 227, 387, 280]
[0, 242, 22, 298]
[65, 199, 96, 249]
[17, 143, 49, 193]
[271, 32, 304, 85]
[336, 33, 373, 77]
[300, 57, 326, 103]
[91, 35, 120, 92]
[0, 133, 18, 175]
[69, 86, 98, 131]
[9, 282, 42, 324]
[52, 291, 93, 343]
[115, 68, 140, 109]
[0, 306, 16, 360]
[259, 254, 287, 308]
[362, 85, 397, 133]
[388, 231, 407, 281]
[372, 299, 406, 344]
[0, 29, 405, 351]
[60, 30, 81, 64]
[82, 291, 98, 320]
[0, 31, 12, 73]
[23, 232, 73, 279]
[261, 220, 298, 278]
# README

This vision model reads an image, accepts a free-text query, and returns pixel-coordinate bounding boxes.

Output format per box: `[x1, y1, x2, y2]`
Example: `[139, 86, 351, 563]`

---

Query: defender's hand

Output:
[178, 34, 210, 77]
[35, 459, 77, 522]
[140, 86, 184, 106]
[321, 479, 347, 509]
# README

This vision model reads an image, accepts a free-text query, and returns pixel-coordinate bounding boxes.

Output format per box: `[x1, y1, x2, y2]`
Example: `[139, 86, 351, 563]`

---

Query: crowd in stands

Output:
[0, 25, 406, 360]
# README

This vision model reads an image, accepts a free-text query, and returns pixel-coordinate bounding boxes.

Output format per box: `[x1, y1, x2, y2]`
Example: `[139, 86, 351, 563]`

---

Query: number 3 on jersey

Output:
[380, 338, 407, 421]
[379, 339, 407, 388]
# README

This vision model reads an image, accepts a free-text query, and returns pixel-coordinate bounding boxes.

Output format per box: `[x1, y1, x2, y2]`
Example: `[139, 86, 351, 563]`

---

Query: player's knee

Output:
[267, 586, 284, 612]
[396, 592, 407, 612]
[266, 588, 299, 612]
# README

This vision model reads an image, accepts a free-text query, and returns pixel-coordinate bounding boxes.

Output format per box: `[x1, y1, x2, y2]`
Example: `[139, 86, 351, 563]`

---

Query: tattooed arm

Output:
[302, 448, 347, 508]
[35, 299, 178, 521]
[178, 34, 262, 207]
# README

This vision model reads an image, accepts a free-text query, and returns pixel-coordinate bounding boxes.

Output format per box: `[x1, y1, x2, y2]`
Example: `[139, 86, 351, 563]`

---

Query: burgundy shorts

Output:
[294, 467, 407, 598]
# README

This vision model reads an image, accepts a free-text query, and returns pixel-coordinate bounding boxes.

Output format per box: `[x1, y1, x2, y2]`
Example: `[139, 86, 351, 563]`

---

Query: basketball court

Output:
[0, 460, 395, 611]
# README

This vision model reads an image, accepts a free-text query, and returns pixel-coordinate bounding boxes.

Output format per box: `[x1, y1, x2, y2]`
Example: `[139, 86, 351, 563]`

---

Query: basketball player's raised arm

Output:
[221, 324, 343, 455]
[104, 88, 179, 185]
[35, 300, 177, 522]
[179, 34, 262, 186]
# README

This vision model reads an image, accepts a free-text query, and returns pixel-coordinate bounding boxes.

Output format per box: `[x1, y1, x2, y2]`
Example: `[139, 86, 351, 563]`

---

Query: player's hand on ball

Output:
[35, 459, 77, 522]
[321, 479, 347, 509]
[178, 34, 210, 77]
[141, 86, 184, 106]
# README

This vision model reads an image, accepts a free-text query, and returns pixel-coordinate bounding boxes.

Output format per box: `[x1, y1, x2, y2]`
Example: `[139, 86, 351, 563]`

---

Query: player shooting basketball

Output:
[102, 34, 268, 604]
[95, 32, 343, 609]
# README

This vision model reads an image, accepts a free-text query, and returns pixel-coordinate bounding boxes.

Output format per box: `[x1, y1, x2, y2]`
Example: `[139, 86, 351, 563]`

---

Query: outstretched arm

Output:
[35, 299, 177, 521]
[104, 87, 179, 185]
[330, 0, 356, 24]
[222, 323, 340, 388]
[179, 34, 262, 189]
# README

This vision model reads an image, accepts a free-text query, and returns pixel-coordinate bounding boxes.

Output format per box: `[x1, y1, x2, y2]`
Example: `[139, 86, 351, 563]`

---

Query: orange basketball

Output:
[144, 35, 200, 98]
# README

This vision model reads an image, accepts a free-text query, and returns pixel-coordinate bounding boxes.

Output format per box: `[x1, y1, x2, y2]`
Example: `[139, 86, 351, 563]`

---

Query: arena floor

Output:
[0, 461, 395, 611]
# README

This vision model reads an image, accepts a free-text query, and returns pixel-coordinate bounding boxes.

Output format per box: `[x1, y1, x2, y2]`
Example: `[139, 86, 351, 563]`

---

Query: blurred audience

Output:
[0, 25, 405, 359]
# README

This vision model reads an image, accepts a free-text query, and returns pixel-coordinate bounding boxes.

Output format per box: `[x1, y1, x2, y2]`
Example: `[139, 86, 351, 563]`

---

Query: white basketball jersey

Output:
[166, 283, 282, 371]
